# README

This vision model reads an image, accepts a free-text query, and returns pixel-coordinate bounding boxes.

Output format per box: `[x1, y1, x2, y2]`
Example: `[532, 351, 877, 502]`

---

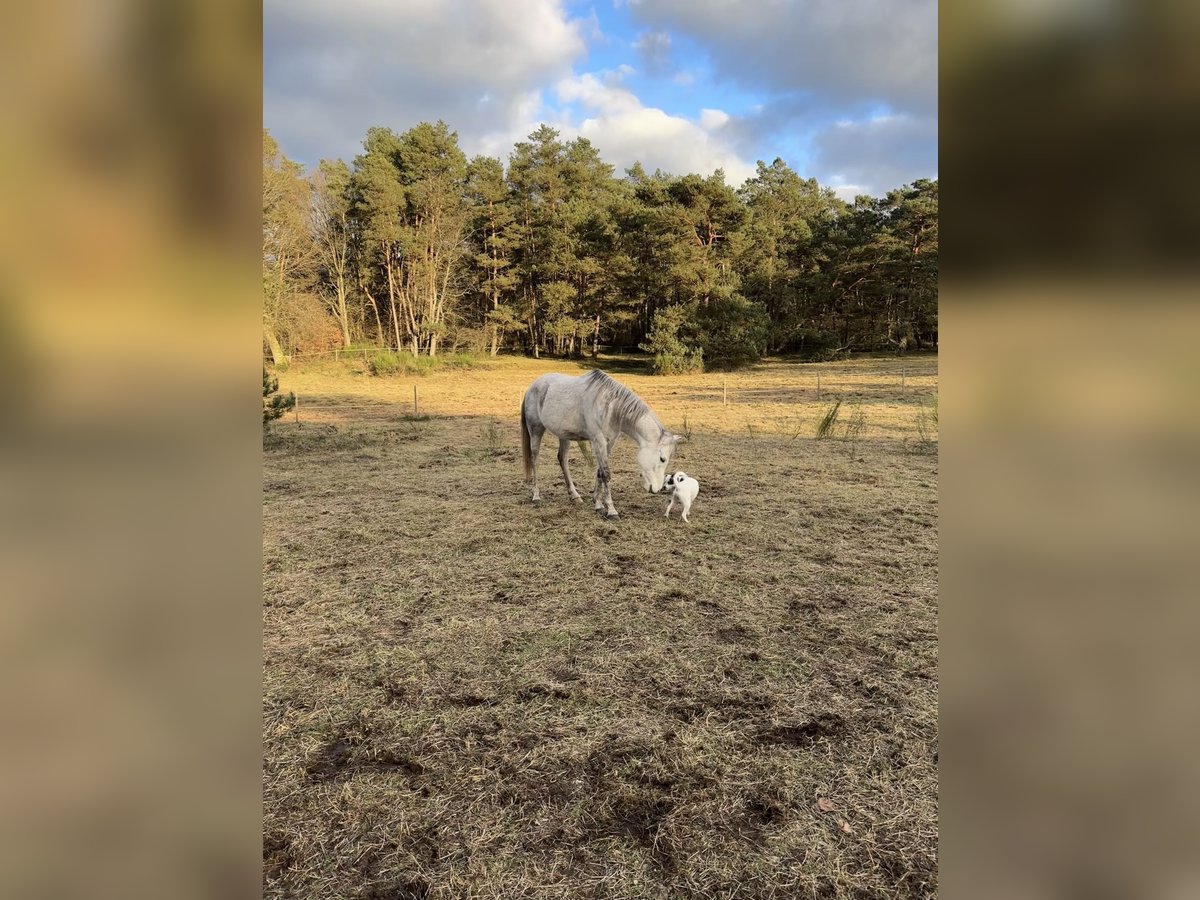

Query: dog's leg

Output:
[681, 496, 691, 522]
[665, 495, 675, 518]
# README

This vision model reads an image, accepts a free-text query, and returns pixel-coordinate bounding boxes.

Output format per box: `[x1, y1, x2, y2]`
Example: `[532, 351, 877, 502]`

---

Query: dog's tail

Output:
[520, 397, 533, 482]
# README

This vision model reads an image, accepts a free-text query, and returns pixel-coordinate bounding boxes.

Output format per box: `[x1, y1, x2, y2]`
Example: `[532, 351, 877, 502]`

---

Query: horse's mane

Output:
[582, 370, 662, 434]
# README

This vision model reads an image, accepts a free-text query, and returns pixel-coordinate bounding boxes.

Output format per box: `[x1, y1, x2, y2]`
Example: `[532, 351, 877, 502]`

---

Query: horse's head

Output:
[637, 433, 684, 493]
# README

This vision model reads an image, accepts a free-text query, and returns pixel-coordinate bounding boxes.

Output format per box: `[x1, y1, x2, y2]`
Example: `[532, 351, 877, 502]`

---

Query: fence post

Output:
[294, 394, 299, 425]
[902, 366, 906, 392]
[723, 377, 728, 406]
[817, 374, 821, 399]
[413, 385, 418, 417]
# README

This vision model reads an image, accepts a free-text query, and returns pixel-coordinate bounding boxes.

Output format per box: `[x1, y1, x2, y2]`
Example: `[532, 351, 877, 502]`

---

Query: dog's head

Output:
[664, 471, 687, 490]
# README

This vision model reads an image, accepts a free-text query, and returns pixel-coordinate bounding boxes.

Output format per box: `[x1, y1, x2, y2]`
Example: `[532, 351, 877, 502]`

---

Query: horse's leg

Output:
[529, 427, 545, 502]
[558, 439, 582, 502]
[592, 441, 619, 518]
[591, 450, 601, 503]
[602, 437, 620, 518]
[591, 441, 611, 516]
[590, 436, 612, 503]
[592, 439, 619, 519]
[587, 436, 618, 498]
[602, 477, 619, 518]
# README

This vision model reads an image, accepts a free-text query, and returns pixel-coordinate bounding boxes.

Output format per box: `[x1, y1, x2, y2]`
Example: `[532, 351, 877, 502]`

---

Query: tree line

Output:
[264, 122, 937, 372]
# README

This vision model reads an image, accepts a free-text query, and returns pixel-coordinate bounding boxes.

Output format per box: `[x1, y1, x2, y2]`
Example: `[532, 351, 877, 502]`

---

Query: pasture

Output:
[263, 354, 938, 899]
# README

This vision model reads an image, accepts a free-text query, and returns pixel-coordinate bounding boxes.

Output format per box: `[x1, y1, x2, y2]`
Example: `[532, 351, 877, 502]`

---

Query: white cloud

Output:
[557, 73, 642, 116]
[627, 0, 937, 114]
[626, 0, 937, 194]
[550, 74, 755, 183]
[264, 0, 588, 164]
[827, 180, 870, 203]
[474, 90, 555, 160]
[814, 113, 937, 197]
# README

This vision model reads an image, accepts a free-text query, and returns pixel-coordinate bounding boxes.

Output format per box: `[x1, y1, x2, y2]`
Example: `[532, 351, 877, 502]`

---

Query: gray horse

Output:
[521, 370, 683, 518]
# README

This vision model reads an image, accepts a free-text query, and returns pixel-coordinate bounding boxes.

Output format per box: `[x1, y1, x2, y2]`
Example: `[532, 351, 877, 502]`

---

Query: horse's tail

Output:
[520, 396, 533, 482]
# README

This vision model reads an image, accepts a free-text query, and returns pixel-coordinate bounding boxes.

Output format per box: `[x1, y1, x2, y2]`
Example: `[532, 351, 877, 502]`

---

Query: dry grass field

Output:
[263, 353, 938, 900]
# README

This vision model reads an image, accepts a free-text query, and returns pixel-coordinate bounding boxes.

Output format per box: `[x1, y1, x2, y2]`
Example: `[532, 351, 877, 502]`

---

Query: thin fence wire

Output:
[266, 353, 936, 423]
[263, 346, 385, 362]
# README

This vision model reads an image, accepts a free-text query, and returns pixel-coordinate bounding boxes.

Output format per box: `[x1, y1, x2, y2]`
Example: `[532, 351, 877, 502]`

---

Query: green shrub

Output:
[640, 305, 704, 375]
[443, 352, 482, 369]
[651, 350, 704, 375]
[263, 367, 295, 427]
[366, 351, 396, 376]
[367, 351, 422, 376]
[366, 350, 483, 376]
[695, 296, 769, 369]
[815, 400, 842, 439]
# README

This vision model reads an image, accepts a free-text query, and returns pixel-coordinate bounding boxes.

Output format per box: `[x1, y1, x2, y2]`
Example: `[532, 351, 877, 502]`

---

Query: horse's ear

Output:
[672, 434, 685, 444]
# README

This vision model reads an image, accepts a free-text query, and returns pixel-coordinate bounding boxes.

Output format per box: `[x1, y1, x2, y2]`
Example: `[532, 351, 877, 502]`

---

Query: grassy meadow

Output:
[263, 353, 938, 899]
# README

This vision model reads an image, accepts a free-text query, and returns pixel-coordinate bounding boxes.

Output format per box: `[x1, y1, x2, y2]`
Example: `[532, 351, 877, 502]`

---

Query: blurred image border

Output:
[3, 0, 1199, 897]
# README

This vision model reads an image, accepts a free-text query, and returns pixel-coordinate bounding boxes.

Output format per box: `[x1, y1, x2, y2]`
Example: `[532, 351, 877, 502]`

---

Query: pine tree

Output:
[263, 368, 295, 427]
[465, 155, 520, 355]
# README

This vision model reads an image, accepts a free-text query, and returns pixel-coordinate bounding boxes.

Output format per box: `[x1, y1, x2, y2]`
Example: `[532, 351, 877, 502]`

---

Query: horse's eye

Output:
[659, 456, 666, 464]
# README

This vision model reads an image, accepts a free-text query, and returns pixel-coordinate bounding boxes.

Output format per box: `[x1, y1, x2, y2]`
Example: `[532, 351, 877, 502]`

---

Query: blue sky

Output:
[264, 0, 937, 199]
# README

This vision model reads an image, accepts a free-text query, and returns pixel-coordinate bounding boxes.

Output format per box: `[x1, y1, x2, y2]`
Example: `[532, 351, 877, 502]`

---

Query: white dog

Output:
[663, 471, 700, 522]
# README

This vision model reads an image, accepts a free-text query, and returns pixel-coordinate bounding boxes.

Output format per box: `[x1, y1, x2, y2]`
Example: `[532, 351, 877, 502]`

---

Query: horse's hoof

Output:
[606, 512, 620, 520]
